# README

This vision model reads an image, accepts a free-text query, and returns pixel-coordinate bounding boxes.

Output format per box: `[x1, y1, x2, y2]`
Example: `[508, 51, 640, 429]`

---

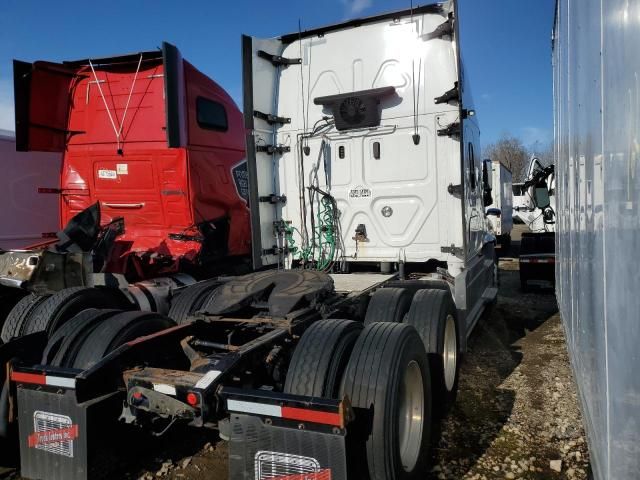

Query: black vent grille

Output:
[314, 86, 395, 131]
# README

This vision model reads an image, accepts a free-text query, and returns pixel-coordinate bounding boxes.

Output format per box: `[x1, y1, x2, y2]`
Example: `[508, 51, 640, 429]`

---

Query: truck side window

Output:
[469, 143, 477, 190]
[196, 97, 228, 131]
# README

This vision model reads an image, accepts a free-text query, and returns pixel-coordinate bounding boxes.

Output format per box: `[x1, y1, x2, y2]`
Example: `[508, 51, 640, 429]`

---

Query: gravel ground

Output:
[1, 228, 591, 480]
[425, 256, 590, 479]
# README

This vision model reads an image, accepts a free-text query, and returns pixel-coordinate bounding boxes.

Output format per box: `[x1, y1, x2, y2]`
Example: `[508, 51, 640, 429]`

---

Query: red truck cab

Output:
[13, 43, 250, 279]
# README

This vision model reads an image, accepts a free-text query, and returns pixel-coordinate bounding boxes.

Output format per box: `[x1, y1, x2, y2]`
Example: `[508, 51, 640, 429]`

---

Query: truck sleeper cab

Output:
[12, 42, 250, 280]
[7, 3, 498, 480]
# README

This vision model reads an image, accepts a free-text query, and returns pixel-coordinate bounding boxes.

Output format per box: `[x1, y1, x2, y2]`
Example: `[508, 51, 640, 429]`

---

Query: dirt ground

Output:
[1, 225, 591, 480]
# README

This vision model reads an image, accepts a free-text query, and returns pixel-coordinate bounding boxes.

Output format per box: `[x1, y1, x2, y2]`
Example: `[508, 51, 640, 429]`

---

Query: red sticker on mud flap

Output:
[28, 424, 79, 447]
[29, 411, 78, 458]
[269, 470, 332, 480]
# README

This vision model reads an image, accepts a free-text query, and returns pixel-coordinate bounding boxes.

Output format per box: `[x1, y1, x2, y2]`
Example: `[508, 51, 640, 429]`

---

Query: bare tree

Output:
[529, 140, 554, 168]
[483, 134, 530, 182]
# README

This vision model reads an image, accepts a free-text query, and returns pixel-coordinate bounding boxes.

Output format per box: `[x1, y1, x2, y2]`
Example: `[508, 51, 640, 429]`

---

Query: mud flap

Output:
[17, 387, 119, 480]
[229, 414, 347, 480]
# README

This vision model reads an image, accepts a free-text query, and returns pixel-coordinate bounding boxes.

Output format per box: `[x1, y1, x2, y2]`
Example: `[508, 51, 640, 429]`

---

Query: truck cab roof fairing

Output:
[13, 42, 186, 152]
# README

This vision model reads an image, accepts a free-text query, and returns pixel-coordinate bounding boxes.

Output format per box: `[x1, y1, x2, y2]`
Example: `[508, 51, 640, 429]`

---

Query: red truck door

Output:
[13, 60, 78, 152]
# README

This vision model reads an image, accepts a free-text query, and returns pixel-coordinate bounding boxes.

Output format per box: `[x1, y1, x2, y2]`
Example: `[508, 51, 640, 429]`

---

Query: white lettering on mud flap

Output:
[254, 451, 331, 480]
[98, 169, 117, 179]
[29, 411, 78, 458]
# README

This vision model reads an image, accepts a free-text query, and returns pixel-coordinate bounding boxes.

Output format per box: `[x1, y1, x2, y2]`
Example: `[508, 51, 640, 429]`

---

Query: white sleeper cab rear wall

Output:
[243, 2, 486, 276]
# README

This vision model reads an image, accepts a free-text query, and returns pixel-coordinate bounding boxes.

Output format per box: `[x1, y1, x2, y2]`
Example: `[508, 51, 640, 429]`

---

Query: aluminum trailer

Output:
[485, 159, 513, 249]
[0, 132, 61, 250]
[0, 133, 62, 324]
[554, 1, 640, 478]
[6, 2, 498, 479]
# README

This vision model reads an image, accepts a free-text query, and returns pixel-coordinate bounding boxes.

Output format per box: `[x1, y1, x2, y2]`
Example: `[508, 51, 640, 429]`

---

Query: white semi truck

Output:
[4, 3, 498, 479]
[485, 159, 513, 249]
[517, 157, 556, 291]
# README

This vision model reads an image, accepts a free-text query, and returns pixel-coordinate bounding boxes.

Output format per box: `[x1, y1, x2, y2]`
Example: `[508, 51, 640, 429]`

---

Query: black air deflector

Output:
[314, 86, 395, 131]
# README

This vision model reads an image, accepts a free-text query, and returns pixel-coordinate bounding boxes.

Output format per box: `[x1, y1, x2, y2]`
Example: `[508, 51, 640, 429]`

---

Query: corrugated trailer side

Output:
[554, 1, 640, 478]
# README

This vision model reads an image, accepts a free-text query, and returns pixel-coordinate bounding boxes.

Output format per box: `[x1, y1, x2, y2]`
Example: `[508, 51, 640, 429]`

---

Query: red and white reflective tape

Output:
[11, 371, 76, 389]
[227, 399, 342, 427]
[520, 258, 555, 264]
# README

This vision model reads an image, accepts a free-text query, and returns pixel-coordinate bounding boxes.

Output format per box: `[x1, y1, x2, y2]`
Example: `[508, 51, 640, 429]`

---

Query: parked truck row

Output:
[0, 2, 501, 480]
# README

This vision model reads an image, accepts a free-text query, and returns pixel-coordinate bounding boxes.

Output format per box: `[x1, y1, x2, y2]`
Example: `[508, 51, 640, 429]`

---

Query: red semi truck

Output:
[13, 42, 250, 279]
[0, 43, 252, 336]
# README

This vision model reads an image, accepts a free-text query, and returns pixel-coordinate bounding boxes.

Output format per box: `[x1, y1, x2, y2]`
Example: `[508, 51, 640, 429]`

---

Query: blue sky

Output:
[0, 0, 555, 150]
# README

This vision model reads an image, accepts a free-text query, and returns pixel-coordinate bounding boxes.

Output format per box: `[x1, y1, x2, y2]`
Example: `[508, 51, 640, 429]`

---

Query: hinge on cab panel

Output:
[257, 50, 302, 67]
[260, 194, 287, 205]
[262, 246, 291, 256]
[253, 110, 291, 126]
[447, 183, 463, 196]
[434, 82, 460, 105]
[437, 121, 461, 138]
[256, 145, 291, 155]
[441, 245, 464, 256]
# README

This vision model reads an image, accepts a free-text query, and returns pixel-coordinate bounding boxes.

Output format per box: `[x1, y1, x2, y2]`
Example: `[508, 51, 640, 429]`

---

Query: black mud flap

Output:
[229, 414, 346, 480]
[16, 386, 120, 480]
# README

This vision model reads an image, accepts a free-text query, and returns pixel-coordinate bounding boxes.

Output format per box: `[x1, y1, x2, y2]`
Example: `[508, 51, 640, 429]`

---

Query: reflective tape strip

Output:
[153, 383, 177, 396]
[194, 370, 222, 390]
[281, 406, 342, 427]
[11, 372, 46, 385]
[46, 376, 76, 389]
[227, 399, 342, 426]
[11, 372, 75, 389]
[227, 399, 282, 418]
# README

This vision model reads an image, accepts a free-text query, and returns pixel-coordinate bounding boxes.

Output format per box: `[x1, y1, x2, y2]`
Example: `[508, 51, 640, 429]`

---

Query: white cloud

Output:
[0, 78, 15, 132]
[520, 126, 551, 147]
[340, 0, 373, 16]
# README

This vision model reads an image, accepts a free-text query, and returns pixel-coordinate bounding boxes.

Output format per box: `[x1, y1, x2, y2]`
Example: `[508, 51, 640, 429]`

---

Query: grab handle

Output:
[102, 202, 144, 209]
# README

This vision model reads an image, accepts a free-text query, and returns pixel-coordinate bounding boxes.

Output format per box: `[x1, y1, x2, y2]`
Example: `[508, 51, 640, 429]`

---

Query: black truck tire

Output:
[0, 287, 27, 336]
[404, 289, 460, 417]
[168, 279, 221, 324]
[341, 322, 432, 480]
[0, 294, 50, 343]
[42, 309, 122, 367]
[284, 319, 363, 398]
[71, 311, 175, 370]
[22, 287, 133, 338]
[363, 288, 413, 325]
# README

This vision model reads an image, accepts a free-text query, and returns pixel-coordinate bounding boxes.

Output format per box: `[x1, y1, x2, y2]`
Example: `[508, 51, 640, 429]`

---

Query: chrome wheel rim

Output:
[443, 314, 457, 391]
[398, 360, 424, 472]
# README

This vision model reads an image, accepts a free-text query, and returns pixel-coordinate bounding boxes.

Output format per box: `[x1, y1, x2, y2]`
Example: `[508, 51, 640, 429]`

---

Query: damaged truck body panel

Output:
[10, 42, 250, 281]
